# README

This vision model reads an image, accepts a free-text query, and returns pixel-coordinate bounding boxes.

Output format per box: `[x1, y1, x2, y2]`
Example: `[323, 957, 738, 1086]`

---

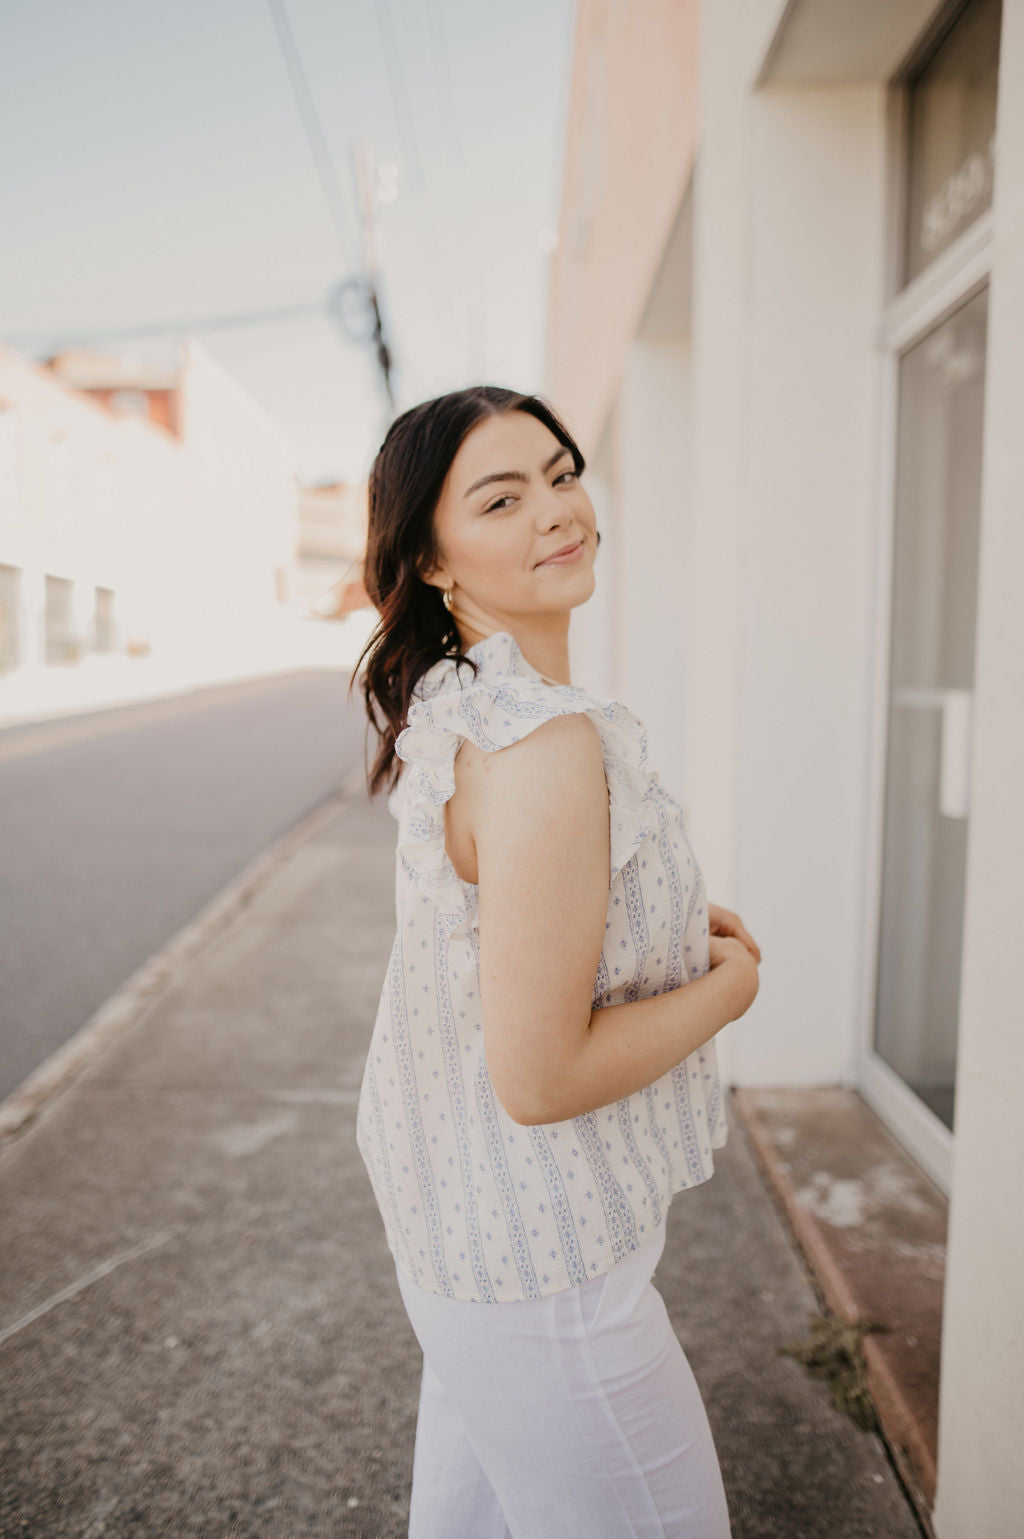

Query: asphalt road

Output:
[0, 669, 364, 1103]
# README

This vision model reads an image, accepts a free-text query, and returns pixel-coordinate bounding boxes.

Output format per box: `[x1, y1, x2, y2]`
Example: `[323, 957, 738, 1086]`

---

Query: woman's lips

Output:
[537, 539, 584, 567]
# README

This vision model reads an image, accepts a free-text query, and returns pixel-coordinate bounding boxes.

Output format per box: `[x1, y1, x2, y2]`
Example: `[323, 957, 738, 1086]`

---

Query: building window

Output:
[94, 587, 116, 653]
[45, 574, 78, 665]
[0, 564, 20, 673]
[0, 408, 19, 523]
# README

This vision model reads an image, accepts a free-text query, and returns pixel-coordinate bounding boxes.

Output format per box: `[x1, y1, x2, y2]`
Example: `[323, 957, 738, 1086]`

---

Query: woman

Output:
[354, 385, 761, 1538]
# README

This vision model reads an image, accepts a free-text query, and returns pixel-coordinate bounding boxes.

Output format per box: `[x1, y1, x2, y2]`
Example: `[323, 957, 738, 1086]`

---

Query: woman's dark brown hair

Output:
[350, 384, 589, 798]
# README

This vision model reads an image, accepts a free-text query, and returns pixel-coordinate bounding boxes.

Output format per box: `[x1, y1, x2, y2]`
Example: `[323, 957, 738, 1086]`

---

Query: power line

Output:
[373, 0, 424, 197]
[264, 0, 359, 270]
[422, 0, 462, 168]
[371, 0, 474, 386]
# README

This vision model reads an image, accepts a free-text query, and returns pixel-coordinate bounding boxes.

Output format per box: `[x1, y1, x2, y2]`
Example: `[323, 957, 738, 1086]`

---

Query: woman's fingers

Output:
[707, 903, 762, 964]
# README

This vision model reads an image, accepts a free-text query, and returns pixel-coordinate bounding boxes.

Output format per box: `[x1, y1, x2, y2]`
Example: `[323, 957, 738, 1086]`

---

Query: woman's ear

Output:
[417, 555, 450, 591]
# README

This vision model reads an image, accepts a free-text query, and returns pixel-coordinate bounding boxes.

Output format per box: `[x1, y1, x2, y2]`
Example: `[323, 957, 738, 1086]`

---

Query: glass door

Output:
[873, 285, 988, 1137]
[862, 0, 1001, 1188]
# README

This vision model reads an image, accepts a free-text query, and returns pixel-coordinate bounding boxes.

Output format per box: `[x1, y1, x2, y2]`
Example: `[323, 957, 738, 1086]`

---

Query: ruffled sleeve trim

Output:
[392, 639, 659, 929]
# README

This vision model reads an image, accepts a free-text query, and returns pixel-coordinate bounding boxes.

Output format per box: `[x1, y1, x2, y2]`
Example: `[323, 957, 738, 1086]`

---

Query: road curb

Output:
[0, 765, 368, 1149]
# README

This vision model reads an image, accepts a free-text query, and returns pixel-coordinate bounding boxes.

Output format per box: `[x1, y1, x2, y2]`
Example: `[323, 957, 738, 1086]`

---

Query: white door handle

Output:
[939, 689, 972, 820]
[890, 686, 973, 819]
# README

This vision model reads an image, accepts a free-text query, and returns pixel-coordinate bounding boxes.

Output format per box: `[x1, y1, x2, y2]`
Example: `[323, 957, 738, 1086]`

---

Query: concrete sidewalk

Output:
[0, 787, 926, 1538]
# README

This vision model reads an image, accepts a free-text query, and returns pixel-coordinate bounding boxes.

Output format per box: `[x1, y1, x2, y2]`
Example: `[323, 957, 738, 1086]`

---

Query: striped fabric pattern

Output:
[355, 630, 728, 1302]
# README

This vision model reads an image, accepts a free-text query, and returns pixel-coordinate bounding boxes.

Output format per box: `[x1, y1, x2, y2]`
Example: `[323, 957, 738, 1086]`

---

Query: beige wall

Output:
[544, 0, 700, 455]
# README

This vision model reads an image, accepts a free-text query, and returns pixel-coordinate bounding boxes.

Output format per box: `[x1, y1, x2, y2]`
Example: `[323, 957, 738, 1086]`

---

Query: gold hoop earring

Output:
[442, 586, 454, 612]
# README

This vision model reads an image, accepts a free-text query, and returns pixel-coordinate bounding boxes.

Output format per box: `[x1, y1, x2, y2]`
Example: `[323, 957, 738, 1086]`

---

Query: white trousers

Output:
[394, 1215, 733, 1538]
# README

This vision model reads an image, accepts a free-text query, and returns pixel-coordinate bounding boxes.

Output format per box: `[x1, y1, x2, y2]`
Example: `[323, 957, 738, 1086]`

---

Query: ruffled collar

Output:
[413, 629, 587, 703]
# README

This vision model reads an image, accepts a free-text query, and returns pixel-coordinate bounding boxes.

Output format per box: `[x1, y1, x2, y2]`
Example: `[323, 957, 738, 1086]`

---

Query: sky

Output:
[0, 0, 576, 485]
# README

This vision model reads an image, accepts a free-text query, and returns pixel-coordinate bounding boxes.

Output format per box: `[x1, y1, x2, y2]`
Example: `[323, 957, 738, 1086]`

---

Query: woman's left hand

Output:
[707, 902, 762, 965]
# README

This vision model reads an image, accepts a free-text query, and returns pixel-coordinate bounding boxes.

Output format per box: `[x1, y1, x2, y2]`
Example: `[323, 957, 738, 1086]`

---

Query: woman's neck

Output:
[459, 620, 572, 686]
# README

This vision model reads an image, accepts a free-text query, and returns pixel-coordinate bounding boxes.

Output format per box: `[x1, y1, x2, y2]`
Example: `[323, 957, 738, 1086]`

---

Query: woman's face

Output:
[422, 411, 598, 635]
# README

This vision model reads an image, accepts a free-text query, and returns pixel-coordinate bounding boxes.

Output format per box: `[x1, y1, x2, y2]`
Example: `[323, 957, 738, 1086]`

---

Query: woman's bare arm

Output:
[466, 713, 757, 1126]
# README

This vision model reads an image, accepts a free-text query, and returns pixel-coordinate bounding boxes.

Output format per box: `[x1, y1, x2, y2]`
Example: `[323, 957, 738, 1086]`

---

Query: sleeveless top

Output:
[354, 629, 728, 1303]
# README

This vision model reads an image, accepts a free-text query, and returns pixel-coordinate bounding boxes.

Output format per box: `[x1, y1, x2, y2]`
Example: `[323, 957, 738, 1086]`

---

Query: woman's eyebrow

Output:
[462, 445, 571, 499]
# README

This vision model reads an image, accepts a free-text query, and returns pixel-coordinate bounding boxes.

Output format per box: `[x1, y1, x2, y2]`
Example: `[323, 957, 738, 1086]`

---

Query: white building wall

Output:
[730, 83, 890, 1086]
[576, 9, 887, 1089]
[684, 3, 748, 1001]
[614, 339, 694, 809]
[178, 341, 299, 656]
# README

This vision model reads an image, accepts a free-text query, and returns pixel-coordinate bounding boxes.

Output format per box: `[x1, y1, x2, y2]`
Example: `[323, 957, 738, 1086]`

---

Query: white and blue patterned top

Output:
[355, 629, 728, 1302]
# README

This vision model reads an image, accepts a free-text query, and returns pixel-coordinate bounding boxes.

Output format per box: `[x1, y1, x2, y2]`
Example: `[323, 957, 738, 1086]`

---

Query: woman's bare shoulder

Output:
[446, 714, 606, 885]
[460, 710, 603, 789]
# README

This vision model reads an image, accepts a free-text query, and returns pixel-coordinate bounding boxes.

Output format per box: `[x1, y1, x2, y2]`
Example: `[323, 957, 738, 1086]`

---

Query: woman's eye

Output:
[483, 470, 576, 513]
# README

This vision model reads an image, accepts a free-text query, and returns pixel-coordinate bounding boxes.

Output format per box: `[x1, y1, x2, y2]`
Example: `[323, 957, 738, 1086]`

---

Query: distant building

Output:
[45, 348, 182, 437]
[294, 480, 370, 620]
[0, 337, 302, 677]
